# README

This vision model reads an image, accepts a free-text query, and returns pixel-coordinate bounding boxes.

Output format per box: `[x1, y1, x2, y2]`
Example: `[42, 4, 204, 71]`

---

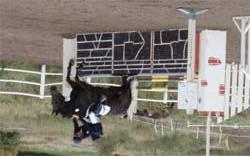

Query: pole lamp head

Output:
[176, 7, 209, 18]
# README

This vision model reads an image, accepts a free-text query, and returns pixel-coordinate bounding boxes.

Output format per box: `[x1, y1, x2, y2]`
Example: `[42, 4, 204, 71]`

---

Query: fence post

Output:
[238, 64, 244, 112]
[224, 64, 231, 120]
[244, 65, 250, 109]
[219, 125, 222, 144]
[163, 89, 168, 103]
[231, 64, 238, 116]
[206, 112, 211, 156]
[40, 65, 46, 99]
[196, 127, 200, 140]
[170, 119, 174, 131]
[127, 78, 138, 120]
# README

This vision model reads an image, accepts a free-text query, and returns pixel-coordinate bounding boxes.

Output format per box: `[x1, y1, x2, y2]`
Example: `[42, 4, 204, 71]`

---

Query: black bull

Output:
[50, 60, 132, 118]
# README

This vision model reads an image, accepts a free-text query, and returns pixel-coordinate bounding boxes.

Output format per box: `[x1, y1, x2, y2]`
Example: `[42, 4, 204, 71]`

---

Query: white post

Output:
[232, 16, 250, 68]
[127, 78, 138, 120]
[248, 28, 250, 69]
[40, 65, 46, 99]
[176, 7, 208, 115]
[219, 125, 222, 144]
[176, 7, 208, 81]
[187, 18, 195, 115]
[241, 19, 246, 67]
[206, 112, 211, 156]
[244, 66, 250, 109]
[224, 64, 231, 120]
[170, 119, 174, 131]
[161, 122, 164, 136]
[63, 38, 77, 98]
[163, 89, 168, 103]
[196, 127, 200, 140]
[187, 18, 196, 81]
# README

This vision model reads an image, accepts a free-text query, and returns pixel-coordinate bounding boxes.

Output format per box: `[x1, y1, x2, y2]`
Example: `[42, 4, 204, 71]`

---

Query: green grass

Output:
[1, 94, 250, 156]
[1, 62, 250, 156]
[223, 109, 250, 124]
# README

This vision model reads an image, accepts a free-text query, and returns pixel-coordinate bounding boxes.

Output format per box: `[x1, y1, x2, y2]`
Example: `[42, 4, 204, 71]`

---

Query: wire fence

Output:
[132, 116, 250, 139]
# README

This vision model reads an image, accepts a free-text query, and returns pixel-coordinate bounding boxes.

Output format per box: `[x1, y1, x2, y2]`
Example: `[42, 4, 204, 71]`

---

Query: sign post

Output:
[206, 112, 211, 156]
[176, 7, 208, 114]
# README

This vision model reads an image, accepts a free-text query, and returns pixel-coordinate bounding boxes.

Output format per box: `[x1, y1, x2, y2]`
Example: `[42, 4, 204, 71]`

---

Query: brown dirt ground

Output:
[0, 0, 250, 66]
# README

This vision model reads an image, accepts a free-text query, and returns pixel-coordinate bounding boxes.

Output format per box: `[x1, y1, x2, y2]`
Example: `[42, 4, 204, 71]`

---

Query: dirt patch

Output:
[1, 0, 250, 65]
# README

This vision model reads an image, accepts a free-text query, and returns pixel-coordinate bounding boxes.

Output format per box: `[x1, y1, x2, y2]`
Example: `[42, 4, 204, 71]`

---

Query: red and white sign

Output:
[198, 30, 226, 113]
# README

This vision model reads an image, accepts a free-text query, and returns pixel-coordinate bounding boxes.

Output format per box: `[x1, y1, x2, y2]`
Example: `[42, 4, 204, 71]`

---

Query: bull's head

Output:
[50, 86, 65, 116]
[50, 86, 75, 118]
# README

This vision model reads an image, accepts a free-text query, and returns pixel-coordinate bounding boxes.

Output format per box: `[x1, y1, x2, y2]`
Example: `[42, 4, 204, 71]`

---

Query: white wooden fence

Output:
[136, 77, 179, 104]
[224, 64, 250, 119]
[0, 65, 63, 99]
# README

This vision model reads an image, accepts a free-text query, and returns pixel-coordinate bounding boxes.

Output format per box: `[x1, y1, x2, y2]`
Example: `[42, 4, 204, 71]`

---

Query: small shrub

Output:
[0, 131, 20, 156]
[0, 131, 20, 145]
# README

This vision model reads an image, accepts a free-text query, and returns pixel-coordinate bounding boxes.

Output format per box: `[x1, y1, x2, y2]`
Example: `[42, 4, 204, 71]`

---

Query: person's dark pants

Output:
[90, 123, 103, 140]
[73, 118, 103, 141]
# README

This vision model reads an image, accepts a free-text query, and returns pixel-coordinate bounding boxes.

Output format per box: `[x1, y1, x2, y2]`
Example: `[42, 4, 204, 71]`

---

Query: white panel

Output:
[198, 30, 227, 113]
[63, 38, 77, 97]
[238, 64, 244, 112]
[231, 64, 238, 117]
[178, 81, 198, 110]
[248, 30, 250, 67]
[224, 64, 231, 120]
[244, 66, 250, 109]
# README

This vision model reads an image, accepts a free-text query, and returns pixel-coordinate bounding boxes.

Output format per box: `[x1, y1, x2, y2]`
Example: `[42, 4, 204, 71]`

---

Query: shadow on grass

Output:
[17, 151, 55, 156]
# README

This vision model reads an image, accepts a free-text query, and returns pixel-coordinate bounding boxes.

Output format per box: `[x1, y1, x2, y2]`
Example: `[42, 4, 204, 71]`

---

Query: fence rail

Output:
[133, 116, 250, 138]
[224, 64, 250, 119]
[0, 65, 63, 99]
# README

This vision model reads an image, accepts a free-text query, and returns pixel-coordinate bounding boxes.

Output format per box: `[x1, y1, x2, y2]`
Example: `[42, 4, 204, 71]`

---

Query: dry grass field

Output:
[0, 0, 250, 65]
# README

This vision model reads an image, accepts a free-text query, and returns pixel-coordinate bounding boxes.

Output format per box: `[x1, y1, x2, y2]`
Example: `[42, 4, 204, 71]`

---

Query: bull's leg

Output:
[121, 76, 129, 88]
[66, 59, 77, 88]
[75, 61, 91, 91]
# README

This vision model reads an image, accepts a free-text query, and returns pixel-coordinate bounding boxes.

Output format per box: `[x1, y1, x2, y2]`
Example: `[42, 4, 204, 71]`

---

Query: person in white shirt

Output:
[72, 94, 111, 142]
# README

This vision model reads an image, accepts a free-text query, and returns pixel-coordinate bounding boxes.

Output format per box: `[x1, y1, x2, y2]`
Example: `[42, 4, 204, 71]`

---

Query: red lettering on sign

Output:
[208, 57, 221, 65]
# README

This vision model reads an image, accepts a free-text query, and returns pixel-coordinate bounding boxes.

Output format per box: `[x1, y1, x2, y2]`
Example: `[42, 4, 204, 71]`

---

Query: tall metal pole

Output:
[176, 7, 208, 114]
[241, 19, 246, 67]
[248, 25, 250, 72]
[177, 8, 208, 82]
[187, 17, 196, 81]
[233, 16, 250, 68]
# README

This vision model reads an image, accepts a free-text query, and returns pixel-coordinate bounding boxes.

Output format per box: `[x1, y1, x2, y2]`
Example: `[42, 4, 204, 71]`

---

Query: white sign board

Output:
[198, 30, 226, 113]
[178, 81, 198, 110]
